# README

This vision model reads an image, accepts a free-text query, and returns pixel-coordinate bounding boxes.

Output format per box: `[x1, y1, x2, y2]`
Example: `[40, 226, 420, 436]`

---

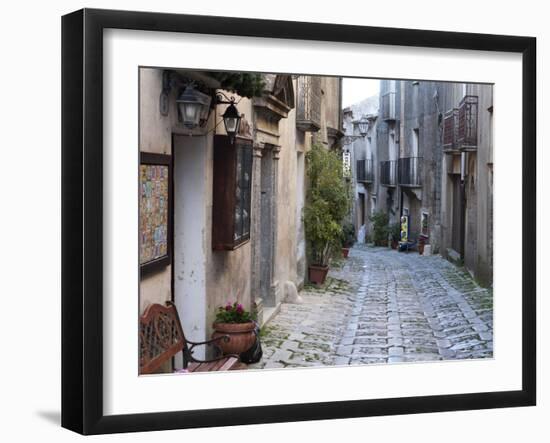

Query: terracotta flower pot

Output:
[342, 247, 350, 258]
[212, 321, 256, 355]
[308, 264, 329, 285]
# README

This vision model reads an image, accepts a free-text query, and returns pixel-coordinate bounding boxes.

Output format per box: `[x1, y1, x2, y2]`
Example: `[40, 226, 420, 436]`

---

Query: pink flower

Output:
[236, 304, 244, 314]
[225, 303, 232, 311]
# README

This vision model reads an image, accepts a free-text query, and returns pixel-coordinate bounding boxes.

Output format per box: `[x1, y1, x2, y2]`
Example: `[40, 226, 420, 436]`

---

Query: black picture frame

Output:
[62, 8, 536, 435]
[139, 152, 173, 276]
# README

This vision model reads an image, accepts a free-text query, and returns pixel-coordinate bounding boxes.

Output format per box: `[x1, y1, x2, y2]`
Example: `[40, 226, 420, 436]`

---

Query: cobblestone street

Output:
[250, 245, 493, 369]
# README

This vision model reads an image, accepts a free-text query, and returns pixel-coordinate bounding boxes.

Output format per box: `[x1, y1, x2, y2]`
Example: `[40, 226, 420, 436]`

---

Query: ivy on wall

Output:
[208, 72, 265, 98]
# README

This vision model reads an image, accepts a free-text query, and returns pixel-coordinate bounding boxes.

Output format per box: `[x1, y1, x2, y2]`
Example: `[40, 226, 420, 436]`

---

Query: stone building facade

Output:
[349, 79, 493, 286]
[343, 95, 379, 237]
[439, 83, 493, 286]
[138, 68, 343, 359]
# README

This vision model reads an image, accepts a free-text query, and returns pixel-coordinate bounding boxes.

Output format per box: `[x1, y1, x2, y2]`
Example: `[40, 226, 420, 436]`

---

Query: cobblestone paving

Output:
[250, 245, 493, 369]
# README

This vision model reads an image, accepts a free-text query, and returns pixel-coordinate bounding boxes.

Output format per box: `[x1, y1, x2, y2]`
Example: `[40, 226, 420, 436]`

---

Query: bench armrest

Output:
[183, 335, 239, 368]
[187, 335, 230, 348]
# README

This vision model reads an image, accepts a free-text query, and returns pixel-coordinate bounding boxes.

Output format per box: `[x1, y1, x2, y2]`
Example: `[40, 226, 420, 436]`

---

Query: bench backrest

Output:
[139, 301, 187, 374]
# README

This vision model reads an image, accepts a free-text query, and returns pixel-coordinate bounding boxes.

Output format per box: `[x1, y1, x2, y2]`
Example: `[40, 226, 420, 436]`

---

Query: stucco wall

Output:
[205, 97, 255, 338]
[275, 97, 299, 288]
[139, 68, 174, 314]
[323, 77, 342, 134]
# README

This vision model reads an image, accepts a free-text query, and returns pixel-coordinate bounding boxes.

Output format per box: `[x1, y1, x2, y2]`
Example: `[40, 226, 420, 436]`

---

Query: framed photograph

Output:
[62, 8, 536, 435]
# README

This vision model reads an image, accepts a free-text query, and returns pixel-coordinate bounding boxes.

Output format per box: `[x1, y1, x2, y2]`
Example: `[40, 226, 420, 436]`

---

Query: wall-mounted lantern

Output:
[341, 115, 370, 146]
[159, 70, 242, 142]
[216, 92, 241, 144]
[159, 71, 212, 130]
[176, 84, 211, 129]
[357, 116, 369, 137]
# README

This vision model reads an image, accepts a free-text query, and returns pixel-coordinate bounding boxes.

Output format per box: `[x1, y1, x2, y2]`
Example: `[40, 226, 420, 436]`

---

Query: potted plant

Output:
[212, 301, 257, 355]
[304, 144, 351, 285]
[369, 210, 390, 247]
[389, 222, 401, 249]
[341, 221, 355, 258]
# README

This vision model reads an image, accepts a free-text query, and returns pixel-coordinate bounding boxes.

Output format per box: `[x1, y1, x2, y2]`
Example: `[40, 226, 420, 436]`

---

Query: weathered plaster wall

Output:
[139, 269, 172, 313]
[440, 82, 468, 260]
[400, 81, 442, 246]
[467, 83, 493, 285]
[439, 82, 493, 286]
[205, 97, 255, 337]
[173, 134, 209, 355]
[139, 68, 173, 155]
[275, 97, 299, 290]
[293, 78, 309, 288]
[139, 68, 174, 314]
[367, 118, 379, 231]
[324, 77, 342, 136]
[376, 80, 401, 225]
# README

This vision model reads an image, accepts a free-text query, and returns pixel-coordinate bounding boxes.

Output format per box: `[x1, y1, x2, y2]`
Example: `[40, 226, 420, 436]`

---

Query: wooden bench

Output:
[139, 301, 245, 374]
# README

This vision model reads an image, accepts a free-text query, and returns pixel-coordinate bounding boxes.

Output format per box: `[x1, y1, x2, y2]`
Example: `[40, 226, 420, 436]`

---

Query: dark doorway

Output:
[358, 193, 365, 225]
[451, 174, 464, 256]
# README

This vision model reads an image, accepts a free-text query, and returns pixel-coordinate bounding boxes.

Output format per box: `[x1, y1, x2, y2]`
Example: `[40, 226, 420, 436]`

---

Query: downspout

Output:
[398, 80, 405, 218]
[459, 151, 467, 259]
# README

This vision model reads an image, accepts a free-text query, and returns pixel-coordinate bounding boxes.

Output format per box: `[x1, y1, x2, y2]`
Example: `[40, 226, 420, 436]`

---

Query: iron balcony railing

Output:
[457, 95, 478, 151]
[381, 91, 397, 121]
[380, 160, 397, 187]
[398, 157, 422, 187]
[296, 76, 322, 132]
[442, 108, 459, 152]
[442, 95, 478, 153]
[356, 159, 374, 183]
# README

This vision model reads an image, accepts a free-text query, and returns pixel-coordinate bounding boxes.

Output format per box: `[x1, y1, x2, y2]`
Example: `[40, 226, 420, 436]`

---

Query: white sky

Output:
[342, 77, 381, 108]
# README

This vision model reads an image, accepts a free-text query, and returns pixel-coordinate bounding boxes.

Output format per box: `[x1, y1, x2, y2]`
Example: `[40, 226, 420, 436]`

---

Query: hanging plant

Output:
[207, 72, 265, 98]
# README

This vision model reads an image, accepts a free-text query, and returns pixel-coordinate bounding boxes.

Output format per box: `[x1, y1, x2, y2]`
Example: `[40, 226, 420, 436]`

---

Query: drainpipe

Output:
[459, 152, 467, 259]
[398, 81, 405, 218]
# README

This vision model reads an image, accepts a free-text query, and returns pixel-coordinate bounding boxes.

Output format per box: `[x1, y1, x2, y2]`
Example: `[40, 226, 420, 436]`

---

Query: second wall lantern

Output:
[217, 92, 241, 144]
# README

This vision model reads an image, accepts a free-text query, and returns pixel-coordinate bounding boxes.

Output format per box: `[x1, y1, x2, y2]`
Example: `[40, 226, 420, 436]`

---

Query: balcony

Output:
[380, 160, 397, 187]
[457, 95, 478, 151]
[398, 157, 422, 187]
[442, 108, 459, 152]
[442, 95, 478, 153]
[381, 91, 397, 121]
[356, 159, 374, 184]
[296, 76, 322, 132]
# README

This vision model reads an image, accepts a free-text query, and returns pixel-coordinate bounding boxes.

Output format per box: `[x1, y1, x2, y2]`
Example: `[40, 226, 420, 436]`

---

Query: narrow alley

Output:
[251, 245, 493, 369]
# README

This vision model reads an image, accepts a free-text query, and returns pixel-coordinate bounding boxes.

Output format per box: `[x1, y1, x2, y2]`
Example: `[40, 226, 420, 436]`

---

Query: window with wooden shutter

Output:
[212, 135, 253, 250]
